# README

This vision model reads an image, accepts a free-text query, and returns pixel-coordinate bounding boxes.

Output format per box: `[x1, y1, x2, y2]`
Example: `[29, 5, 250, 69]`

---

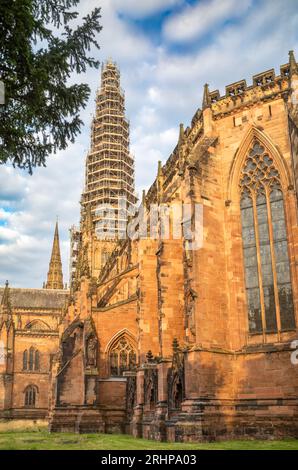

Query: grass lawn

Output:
[0, 429, 297, 450]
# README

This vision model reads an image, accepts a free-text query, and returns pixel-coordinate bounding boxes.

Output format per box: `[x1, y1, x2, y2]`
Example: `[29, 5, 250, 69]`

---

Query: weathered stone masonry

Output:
[1, 53, 298, 441]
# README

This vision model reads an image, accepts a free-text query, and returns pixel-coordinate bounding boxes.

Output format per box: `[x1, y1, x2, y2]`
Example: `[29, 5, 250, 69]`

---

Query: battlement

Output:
[205, 53, 297, 119]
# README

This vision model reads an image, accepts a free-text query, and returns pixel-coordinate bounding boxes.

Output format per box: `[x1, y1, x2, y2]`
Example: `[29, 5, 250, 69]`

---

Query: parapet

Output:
[204, 57, 295, 119]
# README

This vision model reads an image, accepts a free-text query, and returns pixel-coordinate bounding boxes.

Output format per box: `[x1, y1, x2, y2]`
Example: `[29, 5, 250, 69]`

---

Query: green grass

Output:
[0, 430, 297, 450]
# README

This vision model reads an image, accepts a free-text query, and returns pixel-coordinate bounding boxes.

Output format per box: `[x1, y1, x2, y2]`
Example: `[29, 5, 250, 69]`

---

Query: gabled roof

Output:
[0, 287, 69, 309]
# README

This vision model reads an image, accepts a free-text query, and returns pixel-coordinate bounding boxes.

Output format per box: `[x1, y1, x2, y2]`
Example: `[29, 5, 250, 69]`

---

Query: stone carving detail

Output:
[126, 375, 136, 419]
[144, 367, 158, 410]
[84, 318, 98, 368]
[86, 335, 97, 367]
[168, 339, 185, 411]
[80, 243, 91, 278]
[185, 283, 197, 338]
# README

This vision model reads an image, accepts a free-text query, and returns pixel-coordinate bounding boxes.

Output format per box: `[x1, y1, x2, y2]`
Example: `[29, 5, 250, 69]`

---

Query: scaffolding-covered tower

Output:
[81, 60, 136, 238]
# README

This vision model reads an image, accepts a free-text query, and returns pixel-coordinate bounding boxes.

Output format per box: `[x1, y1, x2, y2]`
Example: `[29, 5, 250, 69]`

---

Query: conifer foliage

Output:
[0, 0, 102, 173]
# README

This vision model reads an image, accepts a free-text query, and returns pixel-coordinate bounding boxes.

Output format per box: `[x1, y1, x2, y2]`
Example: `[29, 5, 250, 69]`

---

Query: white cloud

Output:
[163, 0, 253, 43]
[112, 0, 182, 19]
[132, 126, 179, 194]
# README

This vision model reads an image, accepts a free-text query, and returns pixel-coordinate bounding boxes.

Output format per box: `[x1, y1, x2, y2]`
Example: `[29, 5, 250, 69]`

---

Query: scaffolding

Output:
[81, 60, 137, 238]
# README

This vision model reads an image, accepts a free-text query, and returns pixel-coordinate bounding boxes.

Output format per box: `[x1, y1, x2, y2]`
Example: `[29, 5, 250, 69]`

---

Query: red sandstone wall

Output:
[12, 334, 59, 410]
[93, 299, 138, 377]
[185, 349, 298, 401]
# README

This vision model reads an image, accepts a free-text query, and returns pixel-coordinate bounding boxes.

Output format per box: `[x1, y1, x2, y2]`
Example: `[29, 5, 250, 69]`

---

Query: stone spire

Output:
[45, 222, 64, 290]
[0, 280, 12, 322]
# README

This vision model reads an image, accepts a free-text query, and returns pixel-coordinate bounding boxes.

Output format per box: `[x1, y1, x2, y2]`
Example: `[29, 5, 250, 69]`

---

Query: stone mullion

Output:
[265, 187, 282, 338]
[251, 192, 267, 341]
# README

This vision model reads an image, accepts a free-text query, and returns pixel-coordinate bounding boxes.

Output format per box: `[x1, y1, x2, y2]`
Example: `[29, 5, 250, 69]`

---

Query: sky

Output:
[0, 0, 298, 288]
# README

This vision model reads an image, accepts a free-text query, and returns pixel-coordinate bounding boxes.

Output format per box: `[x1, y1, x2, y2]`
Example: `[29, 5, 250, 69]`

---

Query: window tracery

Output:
[240, 140, 295, 334]
[109, 337, 137, 376]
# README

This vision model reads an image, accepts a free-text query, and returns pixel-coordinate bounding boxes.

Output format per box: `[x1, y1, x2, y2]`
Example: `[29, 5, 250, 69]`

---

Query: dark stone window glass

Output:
[240, 140, 296, 335]
[29, 348, 34, 371]
[24, 348, 40, 371]
[23, 350, 28, 371]
[24, 385, 37, 407]
[35, 350, 40, 371]
[270, 189, 295, 330]
[256, 193, 277, 332]
[240, 193, 262, 333]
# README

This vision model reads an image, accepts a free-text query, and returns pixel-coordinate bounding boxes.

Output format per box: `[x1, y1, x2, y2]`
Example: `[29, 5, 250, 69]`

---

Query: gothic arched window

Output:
[23, 350, 28, 371]
[109, 337, 137, 376]
[24, 385, 37, 407]
[35, 350, 40, 371]
[29, 347, 34, 370]
[23, 347, 40, 371]
[240, 140, 296, 334]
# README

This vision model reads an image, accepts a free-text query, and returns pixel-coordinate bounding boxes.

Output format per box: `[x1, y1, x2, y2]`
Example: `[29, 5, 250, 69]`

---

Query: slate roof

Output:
[0, 288, 69, 309]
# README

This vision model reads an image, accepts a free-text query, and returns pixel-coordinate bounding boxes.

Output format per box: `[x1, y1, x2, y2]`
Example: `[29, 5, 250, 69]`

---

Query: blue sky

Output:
[0, 0, 298, 287]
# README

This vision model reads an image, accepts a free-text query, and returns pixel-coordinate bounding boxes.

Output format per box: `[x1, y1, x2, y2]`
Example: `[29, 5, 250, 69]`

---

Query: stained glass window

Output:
[240, 140, 296, 334]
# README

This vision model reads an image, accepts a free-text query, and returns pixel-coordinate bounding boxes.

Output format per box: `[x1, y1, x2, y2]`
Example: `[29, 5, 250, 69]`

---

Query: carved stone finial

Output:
[1, 280, 12, 321]
[146, 350, 154, 362]
[157, 160, 162, 178]
[142, 189, 146, 206]
[289, 50, 298, 76]
[178, 123, 185, 145]
[202, 83, 211, 109]
[157, 161, 164, 201]
[172, 338, 180, 352]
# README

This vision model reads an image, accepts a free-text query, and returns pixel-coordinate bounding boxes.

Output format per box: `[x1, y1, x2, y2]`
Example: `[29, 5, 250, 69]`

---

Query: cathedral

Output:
[0, 52, 298, 442]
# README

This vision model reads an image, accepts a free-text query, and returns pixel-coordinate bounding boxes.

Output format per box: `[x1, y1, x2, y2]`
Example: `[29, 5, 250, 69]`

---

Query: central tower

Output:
[69, 61, 136, 287]
[81, 60, 136, 238]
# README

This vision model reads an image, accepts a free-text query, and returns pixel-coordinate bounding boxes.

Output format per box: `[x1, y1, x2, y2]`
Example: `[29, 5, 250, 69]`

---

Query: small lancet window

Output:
[23, 350, 28, 371]
[24, 385, 37, 407]
[23, 347, 40, 371]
